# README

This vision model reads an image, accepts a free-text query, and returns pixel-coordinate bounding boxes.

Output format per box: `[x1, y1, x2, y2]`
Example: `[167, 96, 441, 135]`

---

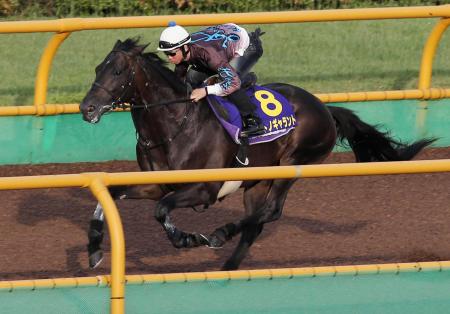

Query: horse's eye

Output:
[114, 70, 122, 76]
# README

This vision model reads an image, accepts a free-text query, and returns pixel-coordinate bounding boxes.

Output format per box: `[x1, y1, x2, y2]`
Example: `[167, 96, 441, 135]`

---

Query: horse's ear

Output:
[136, 43, 150, 54]
[113, 40, 122, 49]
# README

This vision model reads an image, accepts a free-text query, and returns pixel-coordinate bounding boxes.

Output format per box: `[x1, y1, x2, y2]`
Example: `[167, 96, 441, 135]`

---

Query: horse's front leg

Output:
[87, 184, 164, 268]
[155, 183, 219, 248]
[87, 202, 105, 268]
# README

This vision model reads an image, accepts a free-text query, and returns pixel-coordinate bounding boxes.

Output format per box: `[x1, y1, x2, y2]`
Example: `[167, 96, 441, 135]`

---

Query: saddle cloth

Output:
[206, 85, 297, 145]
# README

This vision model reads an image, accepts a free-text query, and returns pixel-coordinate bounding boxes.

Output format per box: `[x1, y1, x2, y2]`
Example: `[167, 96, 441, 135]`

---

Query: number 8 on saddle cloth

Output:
[206, 85, 298, 145]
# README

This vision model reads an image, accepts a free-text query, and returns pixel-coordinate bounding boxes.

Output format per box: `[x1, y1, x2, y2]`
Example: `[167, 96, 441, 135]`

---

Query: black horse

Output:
[80, 38, 435, 271]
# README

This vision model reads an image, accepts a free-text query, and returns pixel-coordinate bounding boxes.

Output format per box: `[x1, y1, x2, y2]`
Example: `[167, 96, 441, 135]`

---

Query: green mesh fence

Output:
[0, 99, 449, 165]
[0, 286, 109, 314]
[2, 270, 450, 313]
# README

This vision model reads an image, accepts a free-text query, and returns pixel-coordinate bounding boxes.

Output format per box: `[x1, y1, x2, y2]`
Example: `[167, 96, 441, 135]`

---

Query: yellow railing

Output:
[0, 5, 450, 113]
[1, 159, 450, 313]
[2, 260, 450, 290]
[0, 173, 125, 314]
[1, 87, 450, 116]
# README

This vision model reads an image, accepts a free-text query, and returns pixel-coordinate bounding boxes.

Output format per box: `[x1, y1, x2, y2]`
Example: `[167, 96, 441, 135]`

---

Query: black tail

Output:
[328, 106, 437, 162]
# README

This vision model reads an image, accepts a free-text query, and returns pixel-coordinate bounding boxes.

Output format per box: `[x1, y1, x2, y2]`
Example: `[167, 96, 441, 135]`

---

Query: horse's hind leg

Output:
[208, 179, 295, 270]
[222, 224, 264, 270]
[87, 184, 163, 268]
[206, 180, 270, 249]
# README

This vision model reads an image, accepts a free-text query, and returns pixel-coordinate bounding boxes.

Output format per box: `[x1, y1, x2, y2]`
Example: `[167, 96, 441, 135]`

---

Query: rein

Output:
[113, 97, 193, 110]
[98, 51, 195, 150]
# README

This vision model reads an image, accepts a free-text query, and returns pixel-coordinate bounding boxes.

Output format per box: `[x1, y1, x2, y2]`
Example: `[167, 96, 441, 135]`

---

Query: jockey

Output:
[158, 23, 265, 137]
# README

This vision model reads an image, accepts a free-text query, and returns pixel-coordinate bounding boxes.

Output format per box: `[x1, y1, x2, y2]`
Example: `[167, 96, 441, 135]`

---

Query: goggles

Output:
[164, 50, 179, 57]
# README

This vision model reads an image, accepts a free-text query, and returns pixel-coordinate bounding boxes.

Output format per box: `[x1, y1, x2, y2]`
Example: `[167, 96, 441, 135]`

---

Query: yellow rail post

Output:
[418, 18, 450, 90]
[0, 173, 126, 314]
[88, 177, 125, 314]
[416, 18, 450, 137]
[0, 6, 450, 111]
[0, 5, 448, 111]
[0, 160, 449, 312]
[34, 32, 71, 113]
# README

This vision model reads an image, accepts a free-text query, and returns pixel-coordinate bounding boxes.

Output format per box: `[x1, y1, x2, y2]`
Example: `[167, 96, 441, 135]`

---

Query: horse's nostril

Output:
[87, 105, 96, 113]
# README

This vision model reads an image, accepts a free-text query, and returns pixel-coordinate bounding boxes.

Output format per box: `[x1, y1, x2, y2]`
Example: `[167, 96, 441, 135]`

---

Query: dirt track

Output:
[0, 148, 449, 281]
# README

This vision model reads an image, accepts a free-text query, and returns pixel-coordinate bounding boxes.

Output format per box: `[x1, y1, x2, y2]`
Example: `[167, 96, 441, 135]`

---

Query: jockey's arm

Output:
[206, 64, 241, 96]
[191, 61, 241, 102]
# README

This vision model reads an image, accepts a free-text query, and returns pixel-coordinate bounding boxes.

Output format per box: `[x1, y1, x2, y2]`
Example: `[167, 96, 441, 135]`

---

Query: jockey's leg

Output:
[227, 89, 265, 137]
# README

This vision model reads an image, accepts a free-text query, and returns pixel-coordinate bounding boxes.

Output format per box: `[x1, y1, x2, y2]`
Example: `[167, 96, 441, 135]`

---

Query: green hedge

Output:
[0, 0, 447, 18]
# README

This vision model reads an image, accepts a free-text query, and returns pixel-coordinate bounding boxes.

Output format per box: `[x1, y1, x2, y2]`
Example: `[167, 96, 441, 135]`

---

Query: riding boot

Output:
[227, 88, 265, 137]
[241, 114, 265, 137]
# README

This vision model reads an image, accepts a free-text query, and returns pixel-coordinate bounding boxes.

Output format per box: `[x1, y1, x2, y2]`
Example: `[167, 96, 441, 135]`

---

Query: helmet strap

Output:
[181, 45, 189, 61]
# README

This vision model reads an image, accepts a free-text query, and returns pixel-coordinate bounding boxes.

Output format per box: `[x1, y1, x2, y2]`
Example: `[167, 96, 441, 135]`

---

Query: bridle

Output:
[91, 50, 137, 112]
[91, 49, 194, 149]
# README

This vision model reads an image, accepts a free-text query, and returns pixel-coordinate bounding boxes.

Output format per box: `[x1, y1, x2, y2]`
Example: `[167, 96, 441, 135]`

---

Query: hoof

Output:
[221, 261, 239, 271]
[197, 233, 212, 246]
[89, 250, 104, 269]
[169, 230, 186, 248]
[171, 232, 210, 248]
[205, 234, 225, 249]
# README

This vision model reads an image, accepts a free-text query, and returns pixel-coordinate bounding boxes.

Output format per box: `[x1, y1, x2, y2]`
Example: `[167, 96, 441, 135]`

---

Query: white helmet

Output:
[158, 25, 191, 51]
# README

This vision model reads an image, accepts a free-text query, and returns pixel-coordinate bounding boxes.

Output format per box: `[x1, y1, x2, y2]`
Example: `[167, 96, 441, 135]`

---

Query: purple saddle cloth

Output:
[206, 85, 297, 145]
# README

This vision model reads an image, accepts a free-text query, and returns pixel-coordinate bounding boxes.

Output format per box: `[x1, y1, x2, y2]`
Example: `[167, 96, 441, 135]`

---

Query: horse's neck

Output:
[132, 72, 230, 170]
[137, 73, 187, 107]
[134, 63, 188, 128]
[132, 95, 215, 141]
[131, 66, 191, 144]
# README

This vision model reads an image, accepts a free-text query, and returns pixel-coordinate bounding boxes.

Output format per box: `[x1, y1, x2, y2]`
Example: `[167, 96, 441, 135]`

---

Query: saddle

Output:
[205, 78, 297, 145]
[205, 74, 297, 171]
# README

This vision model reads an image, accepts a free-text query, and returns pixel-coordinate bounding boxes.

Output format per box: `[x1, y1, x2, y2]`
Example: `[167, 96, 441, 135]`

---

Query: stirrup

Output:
[240, 124, 265, 137]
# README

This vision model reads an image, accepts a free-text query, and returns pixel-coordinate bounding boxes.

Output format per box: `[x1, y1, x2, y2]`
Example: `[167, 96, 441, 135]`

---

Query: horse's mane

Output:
[116, 37, 187, 94]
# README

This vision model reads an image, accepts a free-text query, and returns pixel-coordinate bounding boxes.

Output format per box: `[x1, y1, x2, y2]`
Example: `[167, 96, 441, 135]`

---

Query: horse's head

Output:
[80, 38, 148, 123]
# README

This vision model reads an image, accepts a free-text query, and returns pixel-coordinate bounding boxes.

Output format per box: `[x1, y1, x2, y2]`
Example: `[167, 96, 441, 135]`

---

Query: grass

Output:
[0, 18, 450, 105]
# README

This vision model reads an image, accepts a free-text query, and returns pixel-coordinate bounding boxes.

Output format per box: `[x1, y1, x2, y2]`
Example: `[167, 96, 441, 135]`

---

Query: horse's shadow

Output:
[13, 188, 165, 276]
[16, 188, 93, 227]
[282, 215, 369, 235]
[13, 188, 370, 276]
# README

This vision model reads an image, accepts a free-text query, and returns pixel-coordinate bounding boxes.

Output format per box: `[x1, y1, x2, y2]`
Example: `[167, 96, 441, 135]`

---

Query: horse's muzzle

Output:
[80, 102, 112, 124]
